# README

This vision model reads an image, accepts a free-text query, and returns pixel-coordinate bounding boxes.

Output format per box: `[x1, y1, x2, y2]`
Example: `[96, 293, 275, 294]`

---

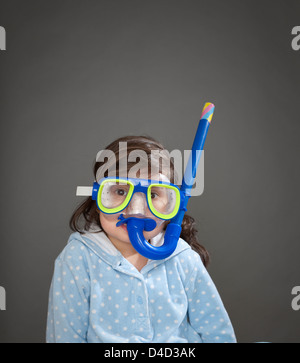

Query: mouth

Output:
[120, 223, 128, 231]
[116, 213, 158, 232]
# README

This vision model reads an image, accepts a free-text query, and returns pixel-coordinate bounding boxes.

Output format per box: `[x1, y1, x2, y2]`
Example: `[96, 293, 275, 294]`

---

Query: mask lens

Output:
[148, 185, 180, 219]
[98, 179, 133, 213]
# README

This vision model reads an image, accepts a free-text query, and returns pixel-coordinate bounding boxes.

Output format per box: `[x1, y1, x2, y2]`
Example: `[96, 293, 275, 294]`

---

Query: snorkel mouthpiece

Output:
[116, 214, 157, 232]
[117, 215, 180, 260]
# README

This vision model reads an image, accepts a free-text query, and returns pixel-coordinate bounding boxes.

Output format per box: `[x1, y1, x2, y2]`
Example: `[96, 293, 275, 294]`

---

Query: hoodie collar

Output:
[71, 230, 190, 273]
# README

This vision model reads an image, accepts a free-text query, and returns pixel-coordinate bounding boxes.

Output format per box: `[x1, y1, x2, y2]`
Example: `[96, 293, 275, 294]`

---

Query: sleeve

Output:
[185, 253, 237, 343]
[46, 243, 91, 343]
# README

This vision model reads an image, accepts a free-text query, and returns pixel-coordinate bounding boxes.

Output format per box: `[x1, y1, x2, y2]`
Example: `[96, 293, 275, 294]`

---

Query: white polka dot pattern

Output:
[46, 232, 236, 343]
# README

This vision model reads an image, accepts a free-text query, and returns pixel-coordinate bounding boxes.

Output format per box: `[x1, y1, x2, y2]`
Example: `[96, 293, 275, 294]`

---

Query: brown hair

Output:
[69, 135, 210, 267]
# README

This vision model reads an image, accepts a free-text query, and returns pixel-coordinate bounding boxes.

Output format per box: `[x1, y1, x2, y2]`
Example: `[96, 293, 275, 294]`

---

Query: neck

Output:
[108, 235, 148, 271]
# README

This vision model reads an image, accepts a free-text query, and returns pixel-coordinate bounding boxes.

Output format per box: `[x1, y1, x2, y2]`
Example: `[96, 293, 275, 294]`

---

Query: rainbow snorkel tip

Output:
[200, 102, 215, 124]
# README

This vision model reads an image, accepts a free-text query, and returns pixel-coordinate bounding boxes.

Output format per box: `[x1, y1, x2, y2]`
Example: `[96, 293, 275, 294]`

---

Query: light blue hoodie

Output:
[46, 231, 236, 343]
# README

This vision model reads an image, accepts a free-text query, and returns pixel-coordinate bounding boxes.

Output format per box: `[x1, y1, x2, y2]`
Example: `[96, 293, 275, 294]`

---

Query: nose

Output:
[125, 192, 148, 216]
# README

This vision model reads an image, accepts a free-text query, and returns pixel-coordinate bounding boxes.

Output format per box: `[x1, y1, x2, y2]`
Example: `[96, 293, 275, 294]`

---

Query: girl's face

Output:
[99, 172, 169, 251]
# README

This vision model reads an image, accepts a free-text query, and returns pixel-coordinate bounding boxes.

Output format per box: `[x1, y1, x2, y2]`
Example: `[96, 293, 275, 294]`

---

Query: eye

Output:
[116, 189, 127, 196]
[151, 192, 158, 199]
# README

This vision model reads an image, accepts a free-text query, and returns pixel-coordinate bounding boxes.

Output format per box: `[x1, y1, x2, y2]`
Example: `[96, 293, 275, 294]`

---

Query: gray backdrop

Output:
[0, 0, 299, 343]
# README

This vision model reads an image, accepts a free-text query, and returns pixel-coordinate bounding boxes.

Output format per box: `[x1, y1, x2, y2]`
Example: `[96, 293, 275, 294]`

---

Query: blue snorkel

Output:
[120, 103, 215, 260]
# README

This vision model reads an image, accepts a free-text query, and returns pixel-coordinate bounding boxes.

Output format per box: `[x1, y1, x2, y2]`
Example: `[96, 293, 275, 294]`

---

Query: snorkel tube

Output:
[123, 103, 215, 260]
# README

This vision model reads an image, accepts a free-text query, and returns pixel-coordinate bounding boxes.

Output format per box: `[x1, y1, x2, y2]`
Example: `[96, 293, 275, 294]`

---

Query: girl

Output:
[46, 135, 236, 343]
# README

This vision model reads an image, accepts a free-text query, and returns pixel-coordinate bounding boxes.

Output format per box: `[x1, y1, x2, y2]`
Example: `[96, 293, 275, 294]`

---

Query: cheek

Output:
[99, 213, 119, 232]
